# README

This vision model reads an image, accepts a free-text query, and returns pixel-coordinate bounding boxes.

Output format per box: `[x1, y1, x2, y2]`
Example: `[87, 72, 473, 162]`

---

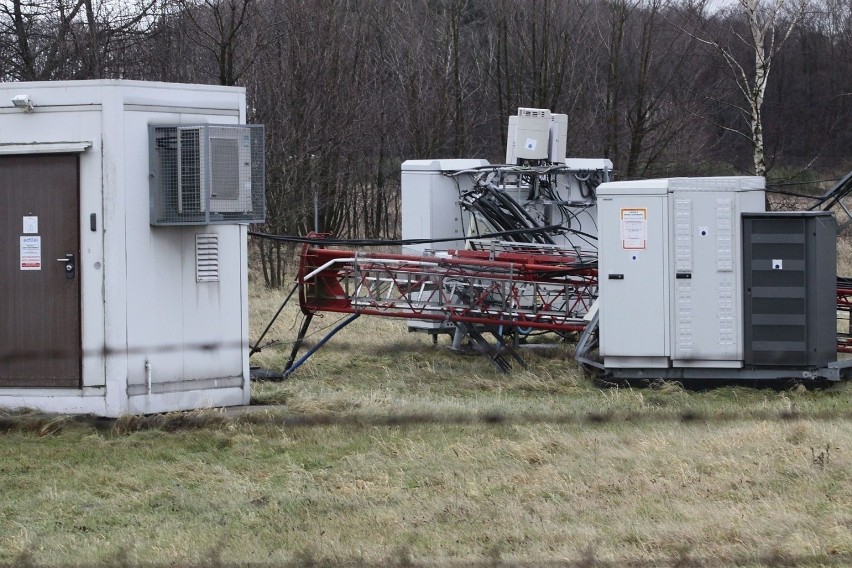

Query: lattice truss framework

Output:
[298, 243, 598, 333]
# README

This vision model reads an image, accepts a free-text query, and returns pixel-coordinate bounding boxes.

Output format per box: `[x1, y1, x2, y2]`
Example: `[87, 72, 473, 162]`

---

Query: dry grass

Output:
[0, 412, 849, 566]
[1, 279, 851, 567]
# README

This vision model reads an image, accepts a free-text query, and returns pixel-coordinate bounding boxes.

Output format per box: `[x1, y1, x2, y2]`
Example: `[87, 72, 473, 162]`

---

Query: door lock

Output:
[56, 253, 75, 279]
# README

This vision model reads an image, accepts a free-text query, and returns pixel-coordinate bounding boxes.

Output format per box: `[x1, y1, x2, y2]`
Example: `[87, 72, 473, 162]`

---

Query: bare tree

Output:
[74, 0, 159, 78]
[176, 0, 268, 86]
[3, 0, 849, 289]
[0, 0, 85, 79]
[680, 0, 808, 177]
[487, 0, 594, 155]
[0, 0, 158, 80]
[597, 0, 705, 177]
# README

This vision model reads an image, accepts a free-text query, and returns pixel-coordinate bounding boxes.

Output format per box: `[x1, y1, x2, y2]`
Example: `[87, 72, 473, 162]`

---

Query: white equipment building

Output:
[0, 80, 264, 416]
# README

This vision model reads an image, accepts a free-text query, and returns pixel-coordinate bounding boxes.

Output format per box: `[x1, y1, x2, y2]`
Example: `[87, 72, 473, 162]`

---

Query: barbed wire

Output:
[1, 550, 850, 567]
[131, 408, 852, 428]
[2, 335, 850, 429]
[6, 334, 852, 365]
[2, 406, 850, 436]
[766, 177, 839, 188]
[0, 339, 249, 363]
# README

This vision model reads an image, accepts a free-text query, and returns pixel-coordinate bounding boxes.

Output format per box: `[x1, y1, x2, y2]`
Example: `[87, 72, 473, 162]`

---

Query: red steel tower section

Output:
[297, 241, 597, 334]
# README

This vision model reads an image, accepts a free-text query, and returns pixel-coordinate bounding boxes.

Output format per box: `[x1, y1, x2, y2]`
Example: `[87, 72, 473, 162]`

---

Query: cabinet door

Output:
[671, 193, 741, 363]
[598, 195, 668, 357]
[0, 154, 81, 387]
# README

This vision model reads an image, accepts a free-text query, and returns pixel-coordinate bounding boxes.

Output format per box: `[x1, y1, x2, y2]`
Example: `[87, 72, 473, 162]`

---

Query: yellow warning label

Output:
[620, 208, 647, 249]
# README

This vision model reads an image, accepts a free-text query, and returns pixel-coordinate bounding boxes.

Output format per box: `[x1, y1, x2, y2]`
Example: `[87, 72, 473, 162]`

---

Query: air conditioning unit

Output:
[149, 124, 265, 225]
[178, 126, 250, 213]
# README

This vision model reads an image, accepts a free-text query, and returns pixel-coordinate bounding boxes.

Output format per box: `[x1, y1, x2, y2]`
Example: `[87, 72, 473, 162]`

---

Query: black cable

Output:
[249, 282, 298, 356]
[768, 177, 839, 187]
[248, 224, 568, 247]
[461, 183, 545, 244]
[461, 170, 599, 266]
[765, 188, 823, 200]
[481, 181, 556, 245]
[530, 183, 586, 260]
[252, 167, 600, 263]
[808, 170, 852, 211]
[492, 187, 547, 233]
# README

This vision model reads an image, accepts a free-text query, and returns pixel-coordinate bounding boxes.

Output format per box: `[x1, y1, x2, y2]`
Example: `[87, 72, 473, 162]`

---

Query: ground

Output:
[0, 284, 850, 567]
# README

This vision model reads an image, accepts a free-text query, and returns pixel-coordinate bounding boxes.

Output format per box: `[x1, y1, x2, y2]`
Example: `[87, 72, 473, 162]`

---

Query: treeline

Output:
[2, 0, 850, 284]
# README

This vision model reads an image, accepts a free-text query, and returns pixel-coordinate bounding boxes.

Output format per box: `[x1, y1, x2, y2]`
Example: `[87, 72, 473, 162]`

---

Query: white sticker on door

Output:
[620, 208, 647, 249]
[23, 216, 38, 234]
[20, 236, 42, 270]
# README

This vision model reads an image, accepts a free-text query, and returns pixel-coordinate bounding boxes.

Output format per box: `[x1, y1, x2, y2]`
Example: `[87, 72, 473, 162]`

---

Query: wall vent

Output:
[195, 233, 220, 282]
[518, 108, 550, 119]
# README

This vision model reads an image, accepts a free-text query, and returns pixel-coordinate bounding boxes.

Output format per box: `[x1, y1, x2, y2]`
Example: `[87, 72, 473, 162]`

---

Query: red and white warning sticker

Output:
[20, 235, 42, 270]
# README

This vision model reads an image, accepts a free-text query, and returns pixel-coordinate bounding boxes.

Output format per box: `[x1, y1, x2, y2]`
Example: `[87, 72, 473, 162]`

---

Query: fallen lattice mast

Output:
[298, 240, 598, 333]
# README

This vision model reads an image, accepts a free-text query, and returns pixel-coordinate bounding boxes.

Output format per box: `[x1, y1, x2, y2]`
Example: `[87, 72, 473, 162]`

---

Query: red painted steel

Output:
[837, 287, 852, 352]
[298, 240, 597, 333]
[297, 237, 852, 353]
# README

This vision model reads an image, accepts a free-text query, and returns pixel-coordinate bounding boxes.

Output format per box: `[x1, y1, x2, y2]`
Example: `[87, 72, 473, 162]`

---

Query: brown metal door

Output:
[0, 154, 81, 387]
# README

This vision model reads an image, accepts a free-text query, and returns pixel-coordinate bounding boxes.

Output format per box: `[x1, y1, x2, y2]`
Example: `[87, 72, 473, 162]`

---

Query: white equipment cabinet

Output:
[0, 80, 255, 416]
[505, 108, 568, 164]
[400, 159, 489, 255]
[597, 177, 765, 370]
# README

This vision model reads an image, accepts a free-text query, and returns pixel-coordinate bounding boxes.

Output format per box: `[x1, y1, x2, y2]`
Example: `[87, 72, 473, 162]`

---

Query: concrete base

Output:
[608, 360, 852, 382]
[0, 384, 249, 417]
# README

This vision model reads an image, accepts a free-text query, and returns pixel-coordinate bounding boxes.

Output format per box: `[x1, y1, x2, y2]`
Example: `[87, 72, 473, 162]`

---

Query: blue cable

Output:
[282, 313, 361, 378]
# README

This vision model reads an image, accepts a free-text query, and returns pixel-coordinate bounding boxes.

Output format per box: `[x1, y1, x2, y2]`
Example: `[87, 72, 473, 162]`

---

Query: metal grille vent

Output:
[149, 124, 266, 225]
[196, 233, 220, 282]
[518, 108, 549, 119]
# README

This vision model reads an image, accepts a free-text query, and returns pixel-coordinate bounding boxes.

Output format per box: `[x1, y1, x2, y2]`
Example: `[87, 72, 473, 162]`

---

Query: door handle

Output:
[56, 253, 75, 279]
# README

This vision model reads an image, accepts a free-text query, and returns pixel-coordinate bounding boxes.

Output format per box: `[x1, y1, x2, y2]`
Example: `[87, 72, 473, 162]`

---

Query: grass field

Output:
[1, 283, 851, 567]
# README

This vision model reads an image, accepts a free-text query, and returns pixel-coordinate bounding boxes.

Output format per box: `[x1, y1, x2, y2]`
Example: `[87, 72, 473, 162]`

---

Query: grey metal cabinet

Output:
[742, 212, 837, 366]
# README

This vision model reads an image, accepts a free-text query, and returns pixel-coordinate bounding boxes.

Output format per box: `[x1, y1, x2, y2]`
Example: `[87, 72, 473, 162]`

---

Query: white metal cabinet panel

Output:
[668, 181, 764, 367]
[123, 109, 244, 389]
[400, 159, 488, 329]
[669, 191, 741, 364]
[400, 159, 488, 255]
[597, 190, 669, 365]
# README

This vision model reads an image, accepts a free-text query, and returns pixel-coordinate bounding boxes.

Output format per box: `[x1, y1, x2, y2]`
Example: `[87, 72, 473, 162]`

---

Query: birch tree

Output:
[685, 0, 808, 177]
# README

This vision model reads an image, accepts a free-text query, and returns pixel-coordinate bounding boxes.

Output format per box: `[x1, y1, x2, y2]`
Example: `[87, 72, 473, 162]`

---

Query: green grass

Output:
[0, 283, 850, 567]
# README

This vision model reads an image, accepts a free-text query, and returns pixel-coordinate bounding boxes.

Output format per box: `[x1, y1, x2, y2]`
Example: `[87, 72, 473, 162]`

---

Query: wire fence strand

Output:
[1, 550, 851, 568]
[2, 406, 850, 436]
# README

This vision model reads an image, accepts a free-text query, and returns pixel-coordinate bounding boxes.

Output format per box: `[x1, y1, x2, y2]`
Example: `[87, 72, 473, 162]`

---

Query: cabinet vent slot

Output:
[196, 233, 220, 282]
